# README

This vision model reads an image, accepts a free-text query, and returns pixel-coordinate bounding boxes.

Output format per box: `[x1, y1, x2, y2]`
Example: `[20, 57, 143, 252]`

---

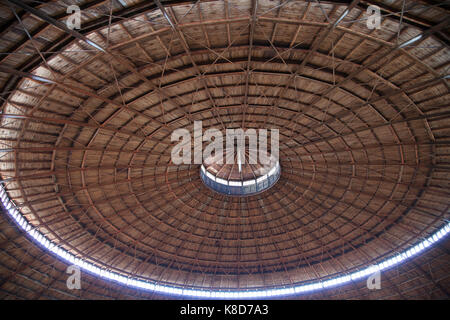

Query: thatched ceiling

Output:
[0, 0, 449, 299]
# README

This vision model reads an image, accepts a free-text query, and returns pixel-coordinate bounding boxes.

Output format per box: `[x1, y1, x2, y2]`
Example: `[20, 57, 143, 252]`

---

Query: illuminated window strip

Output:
[0, 184, 449, 298]
[256, 174, 267, 183]
[215, 177, 228, 185]
[205, 171, 215, 181]
[200, 161, 280, 187]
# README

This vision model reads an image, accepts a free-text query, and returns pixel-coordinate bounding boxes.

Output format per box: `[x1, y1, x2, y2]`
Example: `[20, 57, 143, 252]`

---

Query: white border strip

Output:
[1, 184, 448, 298]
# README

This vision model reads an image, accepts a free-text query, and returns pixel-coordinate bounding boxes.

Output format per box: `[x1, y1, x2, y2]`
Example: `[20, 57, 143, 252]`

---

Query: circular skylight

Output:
[201, 161, 281, 196]
[200, 148, 281, 196]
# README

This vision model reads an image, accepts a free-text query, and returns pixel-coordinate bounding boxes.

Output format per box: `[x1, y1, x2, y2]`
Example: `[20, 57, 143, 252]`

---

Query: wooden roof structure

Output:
[0, 0, 449, 299]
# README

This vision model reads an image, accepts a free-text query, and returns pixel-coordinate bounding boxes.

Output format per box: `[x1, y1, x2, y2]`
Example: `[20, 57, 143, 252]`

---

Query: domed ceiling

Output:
[0, 0, 449, 298]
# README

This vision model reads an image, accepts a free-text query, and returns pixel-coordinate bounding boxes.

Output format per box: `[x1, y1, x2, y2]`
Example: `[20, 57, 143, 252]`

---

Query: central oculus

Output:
[200, 147, 280, 196]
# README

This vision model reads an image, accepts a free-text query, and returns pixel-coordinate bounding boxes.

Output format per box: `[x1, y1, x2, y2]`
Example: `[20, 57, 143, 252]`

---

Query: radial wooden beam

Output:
[272, 18, 450, 141]
[5, 0, 195, 129]
[241, 0, 258, 128]
[261, 0, 362, 128]
[154, 0, 227, 130]
[6, 0, 107, 53]
[359, 0, 450, 45]
[0, 111, 170, 147]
